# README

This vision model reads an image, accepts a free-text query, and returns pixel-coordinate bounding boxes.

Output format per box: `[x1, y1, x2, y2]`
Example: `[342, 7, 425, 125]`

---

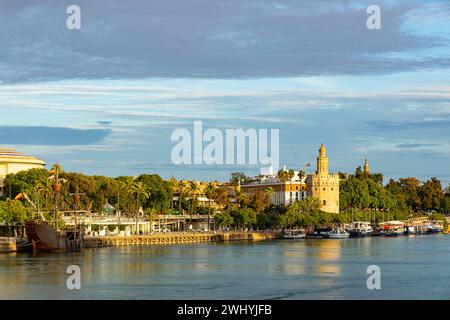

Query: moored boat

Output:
[380, 221, 405, 237]
[306, 228, 331, 239]
[283, 229, 306, 239]
[25, 220, 83, 252]
[328, 228, 349, 239]
[348, 221, 373, 237]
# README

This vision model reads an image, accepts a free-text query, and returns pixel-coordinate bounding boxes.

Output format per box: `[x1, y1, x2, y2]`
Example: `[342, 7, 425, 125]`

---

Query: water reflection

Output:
[0, 236, 448, 299]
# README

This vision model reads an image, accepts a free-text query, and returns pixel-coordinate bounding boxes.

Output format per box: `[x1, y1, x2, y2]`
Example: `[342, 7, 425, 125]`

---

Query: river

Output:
[0, 235, 448, 299]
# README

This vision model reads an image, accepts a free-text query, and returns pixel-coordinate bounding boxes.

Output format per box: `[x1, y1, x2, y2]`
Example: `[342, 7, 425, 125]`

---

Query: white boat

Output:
[283, 229, 306, 239]
[328, 228, 349, 239]
[348, 221, 374, 237]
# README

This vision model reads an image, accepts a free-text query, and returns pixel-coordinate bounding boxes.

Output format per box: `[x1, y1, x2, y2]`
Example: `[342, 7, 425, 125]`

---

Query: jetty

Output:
[83, 231, 280, 248]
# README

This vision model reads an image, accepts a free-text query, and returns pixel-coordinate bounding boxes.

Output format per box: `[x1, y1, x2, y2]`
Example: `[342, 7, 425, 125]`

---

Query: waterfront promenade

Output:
[83, 231, 280, 248]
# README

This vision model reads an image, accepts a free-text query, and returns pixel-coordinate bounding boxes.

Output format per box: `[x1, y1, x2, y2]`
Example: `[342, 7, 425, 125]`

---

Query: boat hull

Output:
[349, 230, 373, 238]
[25, 221, 82, 252]
[328, 234, 349, 239]
[283, 234, 306, 239]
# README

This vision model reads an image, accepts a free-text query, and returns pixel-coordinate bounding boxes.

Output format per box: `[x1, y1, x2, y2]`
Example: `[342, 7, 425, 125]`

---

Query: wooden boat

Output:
[25, 220, 83, 252]
[22, 166, 85, 252]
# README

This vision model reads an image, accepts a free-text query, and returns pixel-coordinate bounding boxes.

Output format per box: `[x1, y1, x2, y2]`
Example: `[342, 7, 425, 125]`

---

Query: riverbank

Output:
[83, 231, 281, 248]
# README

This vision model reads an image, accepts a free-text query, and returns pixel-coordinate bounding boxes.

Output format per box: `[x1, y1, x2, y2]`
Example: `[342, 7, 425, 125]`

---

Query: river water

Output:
[0, 235, 448, 300]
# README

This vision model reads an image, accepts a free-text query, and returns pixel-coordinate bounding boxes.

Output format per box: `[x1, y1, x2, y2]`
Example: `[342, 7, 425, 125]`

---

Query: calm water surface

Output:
[0, 235, 449, 299]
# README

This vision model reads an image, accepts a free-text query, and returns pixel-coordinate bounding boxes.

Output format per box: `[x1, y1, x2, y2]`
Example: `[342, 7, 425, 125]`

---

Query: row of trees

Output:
[1, 166, 449, 230]
[340, 166, 450, 214]
[1, 166, 173, 224]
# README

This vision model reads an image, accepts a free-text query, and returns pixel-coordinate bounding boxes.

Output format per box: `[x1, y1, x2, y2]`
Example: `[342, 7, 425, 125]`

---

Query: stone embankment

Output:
[83, 231, 280, 248]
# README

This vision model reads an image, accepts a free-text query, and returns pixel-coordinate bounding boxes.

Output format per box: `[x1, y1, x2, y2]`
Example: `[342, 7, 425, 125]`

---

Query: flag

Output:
[49, 169, 56, 175]
[305, 162, 311, 167]
[15, 193, 23, 201]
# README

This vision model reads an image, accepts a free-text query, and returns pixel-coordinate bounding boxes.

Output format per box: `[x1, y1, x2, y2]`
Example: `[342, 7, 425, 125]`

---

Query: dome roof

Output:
[0, 147, 45, 164]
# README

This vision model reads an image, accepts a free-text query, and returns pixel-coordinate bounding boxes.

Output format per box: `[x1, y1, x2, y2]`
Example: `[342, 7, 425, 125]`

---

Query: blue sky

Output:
[1, 0, 450, 185]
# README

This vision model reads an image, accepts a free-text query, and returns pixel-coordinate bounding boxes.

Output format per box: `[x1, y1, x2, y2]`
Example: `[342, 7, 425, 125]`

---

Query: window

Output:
[323, 200, 327, 206]
[323, 188, 326, 191]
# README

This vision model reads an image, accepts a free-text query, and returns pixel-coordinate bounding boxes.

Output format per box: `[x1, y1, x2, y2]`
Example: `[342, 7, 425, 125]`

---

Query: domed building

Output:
[0, 148, 45, 194]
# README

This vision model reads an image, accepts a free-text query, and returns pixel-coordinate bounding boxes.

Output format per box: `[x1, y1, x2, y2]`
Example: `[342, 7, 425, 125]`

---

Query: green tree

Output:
[132, 180, 150, 234]
[188, 181, 200, 222]
[205, 182, 218, 231]
[214, 211, 234, 229]
[230, 172, 250, 185]
[0, 199, 29, 225]
[419, 177, 444, 211]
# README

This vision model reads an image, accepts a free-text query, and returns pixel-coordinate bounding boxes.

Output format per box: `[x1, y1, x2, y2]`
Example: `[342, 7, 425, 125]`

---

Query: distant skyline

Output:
[1, 0, 450, 185]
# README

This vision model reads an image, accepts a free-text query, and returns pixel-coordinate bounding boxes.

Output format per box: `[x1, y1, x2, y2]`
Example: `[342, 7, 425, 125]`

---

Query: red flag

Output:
[305, 162, 311, 167]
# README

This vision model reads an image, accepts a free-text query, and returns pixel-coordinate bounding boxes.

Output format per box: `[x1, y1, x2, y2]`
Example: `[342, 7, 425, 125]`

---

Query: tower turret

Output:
[317, 143, 329, 176]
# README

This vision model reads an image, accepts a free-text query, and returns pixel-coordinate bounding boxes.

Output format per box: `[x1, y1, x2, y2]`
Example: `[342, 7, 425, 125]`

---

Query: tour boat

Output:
[283, 229, 306, 239]
[328, 228, 349, 239]
[380, 221, 405, 237]
[348, 221, 374, 237]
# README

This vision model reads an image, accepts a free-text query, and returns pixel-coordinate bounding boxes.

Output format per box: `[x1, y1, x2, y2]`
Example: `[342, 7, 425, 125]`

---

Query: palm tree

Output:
[118, 176, 135, 214]
[205, 182, 217, 231]
[235, 189, 249, 208]
[188, 181, 200, 226]
[278, 168, 290, 205]
[264, 187, 274, 207]
[288, 169, 295, 204]
[132, 180, 150, 235]
[298, 169, 306, 181]
[177, 180, 189, 214]
[37, 177, 53, 211]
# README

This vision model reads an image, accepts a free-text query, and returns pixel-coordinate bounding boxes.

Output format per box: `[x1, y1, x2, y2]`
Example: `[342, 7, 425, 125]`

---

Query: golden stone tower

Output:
[364, 158, 369, 173]
[306, 144, 340, 213]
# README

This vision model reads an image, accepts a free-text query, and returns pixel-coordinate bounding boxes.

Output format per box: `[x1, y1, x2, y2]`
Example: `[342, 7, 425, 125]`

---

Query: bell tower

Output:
[364, 158, 369, 173]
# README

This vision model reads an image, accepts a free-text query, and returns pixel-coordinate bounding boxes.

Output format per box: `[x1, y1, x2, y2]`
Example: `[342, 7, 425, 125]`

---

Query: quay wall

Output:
[0, 237, 16, 253]
[83, 231, 281, 248]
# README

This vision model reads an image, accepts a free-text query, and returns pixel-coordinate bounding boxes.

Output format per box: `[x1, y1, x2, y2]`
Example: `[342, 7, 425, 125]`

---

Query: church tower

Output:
[364, 158, 369, 173]
[306, 144, 340, 213]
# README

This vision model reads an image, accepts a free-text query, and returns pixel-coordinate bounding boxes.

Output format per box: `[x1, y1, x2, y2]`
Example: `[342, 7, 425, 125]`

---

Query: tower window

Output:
[323, 188, 326, 191]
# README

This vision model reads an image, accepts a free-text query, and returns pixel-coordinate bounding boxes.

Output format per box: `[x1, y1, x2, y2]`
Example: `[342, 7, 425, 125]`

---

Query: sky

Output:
[1, 0, 450, 185]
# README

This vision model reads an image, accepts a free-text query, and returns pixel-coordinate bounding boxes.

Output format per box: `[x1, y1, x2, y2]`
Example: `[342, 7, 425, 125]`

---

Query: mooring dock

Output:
[83, 231, 280, 248]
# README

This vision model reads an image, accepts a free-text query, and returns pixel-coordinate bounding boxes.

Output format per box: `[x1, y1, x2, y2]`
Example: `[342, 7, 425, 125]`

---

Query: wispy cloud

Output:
[1, 0, 450, 83]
